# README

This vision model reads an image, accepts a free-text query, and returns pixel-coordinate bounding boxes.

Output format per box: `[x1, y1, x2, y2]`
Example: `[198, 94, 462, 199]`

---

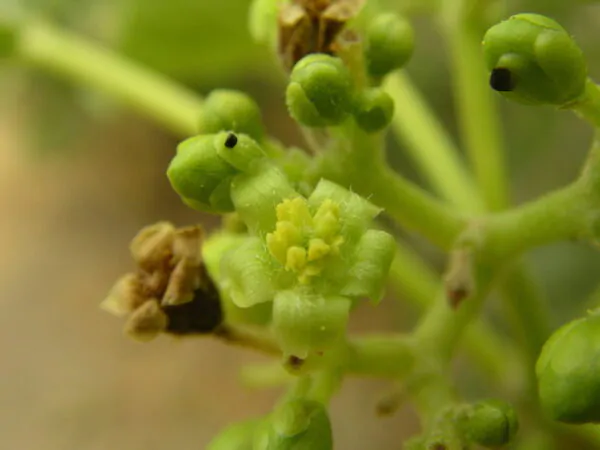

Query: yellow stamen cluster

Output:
[266, 197, 344, 283]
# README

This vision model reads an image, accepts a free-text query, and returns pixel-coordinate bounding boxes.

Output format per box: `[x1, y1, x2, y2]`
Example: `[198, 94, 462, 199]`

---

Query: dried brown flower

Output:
[100, 222, 223, 342]
[278, 0, 365, 70]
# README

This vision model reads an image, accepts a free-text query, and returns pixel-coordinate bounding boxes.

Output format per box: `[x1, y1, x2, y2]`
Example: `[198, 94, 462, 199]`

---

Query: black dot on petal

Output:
[490, 67, 515, 92]
[224, 133, 238, 149]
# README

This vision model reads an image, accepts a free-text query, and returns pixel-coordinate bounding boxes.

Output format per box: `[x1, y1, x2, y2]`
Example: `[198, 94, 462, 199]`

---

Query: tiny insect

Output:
[278, 0, 365, 70]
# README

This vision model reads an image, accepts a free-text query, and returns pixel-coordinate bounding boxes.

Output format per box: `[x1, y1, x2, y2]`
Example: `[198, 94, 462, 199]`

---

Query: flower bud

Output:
[464, 399, 519, 447]
[353, 88, 395, 133]
[272, 288, 350, 359]
[254, 400, 333, 450]
[167, 135, 237, 212]
[483, 14, 587, 105]
[197, 90, 265, 141]
[536, 312, 600, 424]
[286, 54, 354, 127]
[364, 13, 414, 78]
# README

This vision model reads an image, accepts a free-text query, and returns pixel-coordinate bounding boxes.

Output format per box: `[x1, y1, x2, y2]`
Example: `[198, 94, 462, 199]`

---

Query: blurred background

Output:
[1, 0, 600, 449]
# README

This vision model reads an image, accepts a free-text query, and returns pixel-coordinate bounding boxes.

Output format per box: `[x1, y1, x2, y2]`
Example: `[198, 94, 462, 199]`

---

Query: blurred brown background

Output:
[1, 1, 600, 449]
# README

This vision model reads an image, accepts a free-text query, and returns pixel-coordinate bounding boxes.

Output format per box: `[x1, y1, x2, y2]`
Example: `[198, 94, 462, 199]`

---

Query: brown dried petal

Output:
[162, 258, 201, 306]
[172, 225, 203, 264]
[124, 299, 168, 342]
[100, 273, 147, 317]
[129, 222, 175, 272]
[279, 3, 314, 70]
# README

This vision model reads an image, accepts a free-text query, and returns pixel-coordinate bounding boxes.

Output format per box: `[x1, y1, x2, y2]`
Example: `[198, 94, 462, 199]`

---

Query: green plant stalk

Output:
[442, 3, 551, 391]
[388, 250, 522, 389]
[571, 79, 600, 129]
[443, 17, 509, 211]
[383, 72, 484, 213]
[480, 182, 591, 263]
[17, 19, 203, 137]
[321, 129, 467, 249]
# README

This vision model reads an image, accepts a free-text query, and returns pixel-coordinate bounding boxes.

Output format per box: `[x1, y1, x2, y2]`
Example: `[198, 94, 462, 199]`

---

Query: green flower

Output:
[483, 13, 587, 105]
[536, 311, 600, 424]
[286, 54, 354, 127]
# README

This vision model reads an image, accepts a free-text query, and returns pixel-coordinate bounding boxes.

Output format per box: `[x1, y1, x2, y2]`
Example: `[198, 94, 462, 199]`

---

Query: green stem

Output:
[383, 72, 484, 213]
[344, 334, 415, 377]
[480, 182, 590, 263]
[443, 17, 509, 211]
[388, 246, 523, 389]
[17, 19, 203, 137]
[321, 129, 467, 249]
[570, 79, 600, 129]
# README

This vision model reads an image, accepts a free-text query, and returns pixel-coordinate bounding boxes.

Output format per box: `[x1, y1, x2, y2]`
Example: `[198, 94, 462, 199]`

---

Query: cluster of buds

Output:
[100, 222, 223, 341]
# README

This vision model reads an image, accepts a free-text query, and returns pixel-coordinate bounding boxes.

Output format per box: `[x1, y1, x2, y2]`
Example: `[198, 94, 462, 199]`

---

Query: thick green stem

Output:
[480, 182, 590, 263]
[383, 72, 484, 212]
[17, 20, 203, 137]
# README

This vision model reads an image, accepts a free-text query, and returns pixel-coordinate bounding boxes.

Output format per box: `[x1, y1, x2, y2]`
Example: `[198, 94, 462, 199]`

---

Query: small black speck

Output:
[224, 133, 238, 149]
[490, 67, 515, 92]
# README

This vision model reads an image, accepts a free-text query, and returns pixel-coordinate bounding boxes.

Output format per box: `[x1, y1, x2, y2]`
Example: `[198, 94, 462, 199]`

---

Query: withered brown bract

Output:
[278, 0, 365, 70]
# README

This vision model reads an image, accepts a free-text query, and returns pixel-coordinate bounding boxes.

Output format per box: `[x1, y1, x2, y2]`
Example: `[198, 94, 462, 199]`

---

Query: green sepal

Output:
[272, 288, 351, 359]
[341, 229, 396, 303]
[220, 237, 276, 308]
[483, 13, 587, 105]
[231, 165, 298, 235]
[364, 12, 414, 78]
[536, 312, 600, 424]
[202, 231, 271, 325]
[198, 89, 265, 140]
[286, 54, 354, 127]
[353, 88, 395, 133]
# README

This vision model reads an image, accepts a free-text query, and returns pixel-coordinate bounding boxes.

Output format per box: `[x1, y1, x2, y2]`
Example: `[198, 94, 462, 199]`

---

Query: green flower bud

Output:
[341, 229, 396, 303]
[167, 135, 237, 212]
[353, 88, 395, 133]
[198, 90, 265, 140]
[207, 418, 260, 450]
[536, 312, 600, 424]
[464, 399, 519, 447]
[482, 14, 587, 105]
[167, 133, 276, 216]
[272, 288, 350, 358]
[286, 54, 354, 127]
[364, 13, 414, 78]
[254, 400, 333, 450]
